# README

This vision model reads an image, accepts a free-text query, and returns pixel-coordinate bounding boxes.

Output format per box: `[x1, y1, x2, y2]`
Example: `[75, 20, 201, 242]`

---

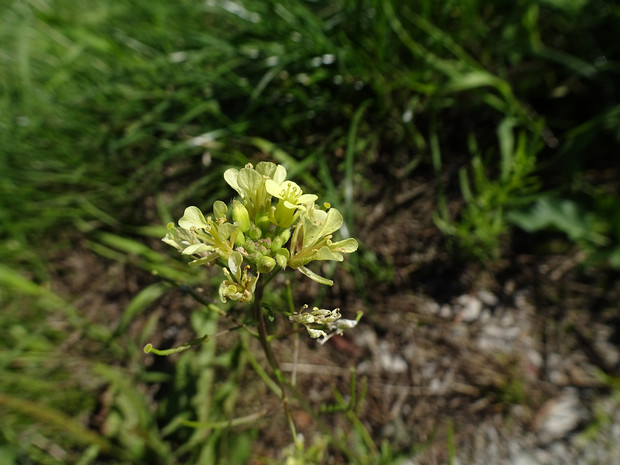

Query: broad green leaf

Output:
[507, 197, 588, 240]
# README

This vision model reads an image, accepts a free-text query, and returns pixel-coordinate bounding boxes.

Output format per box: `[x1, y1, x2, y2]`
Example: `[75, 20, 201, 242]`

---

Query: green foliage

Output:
[1, 0, 619, 463]
[508, 192, 620, 267]
[434, 118, 542, 260]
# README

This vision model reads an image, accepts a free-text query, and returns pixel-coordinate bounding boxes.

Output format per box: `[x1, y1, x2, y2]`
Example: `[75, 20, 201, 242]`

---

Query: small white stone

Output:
[461, 296, 482, 322]
[478, 289, 499, 306]
[439, 304, 452, 319]
[379, 352, 408, 373]
[536, 389, 584, 440]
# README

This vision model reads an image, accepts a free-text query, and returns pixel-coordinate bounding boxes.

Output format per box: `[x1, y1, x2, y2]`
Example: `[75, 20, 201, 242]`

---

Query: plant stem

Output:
[252, 277, 361, 460]
[252, 276, 298, 443]
[285, 279, 300, 386]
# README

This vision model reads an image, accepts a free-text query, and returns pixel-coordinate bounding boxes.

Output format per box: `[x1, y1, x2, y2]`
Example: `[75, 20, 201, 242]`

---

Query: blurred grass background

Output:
[1, 0, 619, 463]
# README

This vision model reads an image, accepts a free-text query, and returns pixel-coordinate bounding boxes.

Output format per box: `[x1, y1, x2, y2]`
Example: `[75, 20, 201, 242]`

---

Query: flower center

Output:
[281, 183, 301, 203]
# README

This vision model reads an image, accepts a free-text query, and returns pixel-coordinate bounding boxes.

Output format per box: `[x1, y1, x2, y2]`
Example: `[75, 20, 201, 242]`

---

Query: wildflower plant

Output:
[161, 161, 359, 339]
[148, 161, 362, 455]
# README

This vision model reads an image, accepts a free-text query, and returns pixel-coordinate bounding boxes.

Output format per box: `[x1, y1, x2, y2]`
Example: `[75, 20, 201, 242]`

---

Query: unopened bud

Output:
[271, 228, 291, 251]
[257, 256, 276, 273]
[235, 230, 246, 247]
[274, 248, 289, 269]
[248, 224, 262, 240]
[255, 210, 271, 233]
[232, 200, 251, 232]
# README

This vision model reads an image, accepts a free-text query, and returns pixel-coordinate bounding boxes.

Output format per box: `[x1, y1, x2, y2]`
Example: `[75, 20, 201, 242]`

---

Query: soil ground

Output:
[51, 158, 620, 464]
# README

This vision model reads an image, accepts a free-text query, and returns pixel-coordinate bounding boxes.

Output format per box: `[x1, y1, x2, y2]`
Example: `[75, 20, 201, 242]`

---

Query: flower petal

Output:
[223, 168, 241, 195]
[182, 243, 213, 255]
[297, 265, 334, 286]
[314, 246, 344, 261]
[330, 238, 359, 253]
[213, 200, 228, 220]
[298, 193, 318, 204]
[228, 251, 243, 278]
[273, 164, 287, 183]
[237, 168, 263, 198]
[179, 206, 209, 229]
[265, 179, 282, 198]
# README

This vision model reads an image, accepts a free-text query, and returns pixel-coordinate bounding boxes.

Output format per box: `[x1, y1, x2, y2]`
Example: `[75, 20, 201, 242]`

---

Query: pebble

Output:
[385, 286, 620, 465]
[534, 389, 585, 441]
[477, 289, 498, 306]
[459, 295, 482, 322]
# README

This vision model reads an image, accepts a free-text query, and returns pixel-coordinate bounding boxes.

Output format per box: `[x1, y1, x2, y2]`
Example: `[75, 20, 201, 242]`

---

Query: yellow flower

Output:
[287, 204, 358, 285]
[224, 162, 287, 218]
[265, 179, 318, 228]
[218, 251, 259, 303]
[163, 205, 238, 266]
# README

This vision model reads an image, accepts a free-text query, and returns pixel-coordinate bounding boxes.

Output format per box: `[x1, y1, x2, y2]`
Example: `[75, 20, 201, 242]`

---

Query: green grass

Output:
[1, 0, 619, 463]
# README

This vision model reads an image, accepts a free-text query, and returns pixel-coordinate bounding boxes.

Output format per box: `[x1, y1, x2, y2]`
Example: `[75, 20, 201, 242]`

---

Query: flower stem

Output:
[252, 276, 298, 442]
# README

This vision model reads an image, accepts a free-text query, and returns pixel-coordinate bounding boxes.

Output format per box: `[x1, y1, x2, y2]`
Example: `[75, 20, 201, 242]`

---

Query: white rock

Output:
[461, 296, 482, 322]
[478, 289, 499, 306]
[535, 389, 584, 440]
[439, 304, 452, 319]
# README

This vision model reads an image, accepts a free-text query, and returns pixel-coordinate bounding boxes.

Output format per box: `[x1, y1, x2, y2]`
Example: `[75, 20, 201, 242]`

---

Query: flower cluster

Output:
[289, 305, 362, 344]
[163, 162, 359, 304]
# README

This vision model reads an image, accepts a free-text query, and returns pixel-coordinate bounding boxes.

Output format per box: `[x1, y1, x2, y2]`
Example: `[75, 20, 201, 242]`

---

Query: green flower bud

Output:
[232, 200, 251, 232]
[274, 248, 290, 269]
[235, 230, 246, 247]
[255, 210, 271, 233]
[248, 224, 262, 240]
[271, 228, 291, 252]
[244, 239, 256, 254]
[255, 238, 271, 255]
[257, 256, 276, 273]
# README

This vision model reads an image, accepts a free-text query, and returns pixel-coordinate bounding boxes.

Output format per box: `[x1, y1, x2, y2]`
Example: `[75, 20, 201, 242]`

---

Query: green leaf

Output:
[444, 70, 503, 93]
[507, 197, 588, 240]
[117, 283, 167, 334]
